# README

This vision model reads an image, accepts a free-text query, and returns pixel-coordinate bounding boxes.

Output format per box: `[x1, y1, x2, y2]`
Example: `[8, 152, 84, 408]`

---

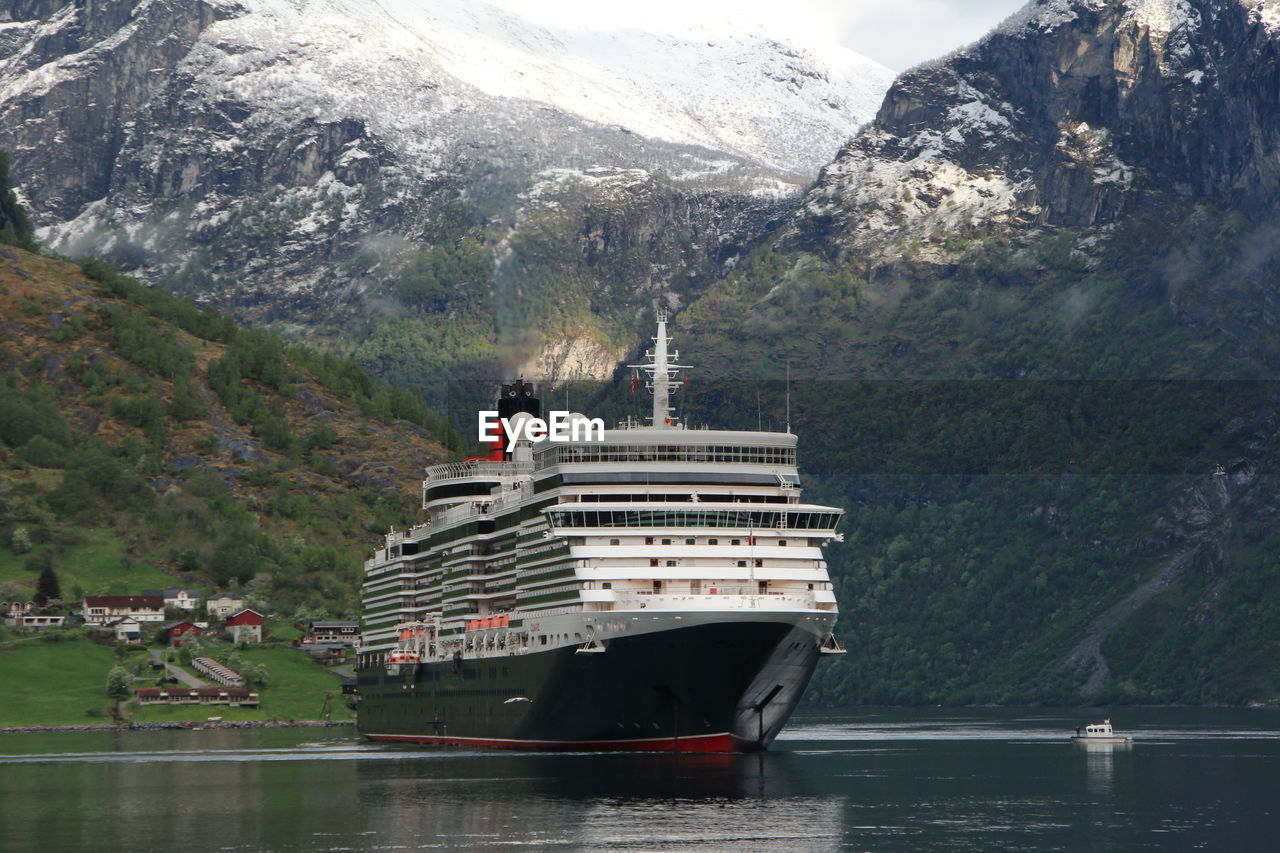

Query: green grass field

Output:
[265, 618, 305, 643]
[0, 634, 354, 726]
[0, 635, 120, 725]
[232, 645, 354, 721]
[0, 529, 177, 598]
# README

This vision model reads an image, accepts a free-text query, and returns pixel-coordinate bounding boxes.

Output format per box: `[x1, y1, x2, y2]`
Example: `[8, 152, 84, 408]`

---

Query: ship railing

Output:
[430, 483, 534, 528]
[628, 588, 800, 597]
[607, 589, 819, 610]
[426, 460, 533, 482]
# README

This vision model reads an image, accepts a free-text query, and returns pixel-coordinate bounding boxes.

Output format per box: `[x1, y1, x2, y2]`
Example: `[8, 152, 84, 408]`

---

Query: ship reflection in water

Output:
[1, 708, 1277, 852]
[358, 750, 842, 850]
[1075, 739, 1132, 796]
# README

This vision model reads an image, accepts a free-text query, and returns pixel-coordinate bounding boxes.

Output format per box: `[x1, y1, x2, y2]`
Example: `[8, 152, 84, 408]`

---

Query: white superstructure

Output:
[358, 317, 842, 670]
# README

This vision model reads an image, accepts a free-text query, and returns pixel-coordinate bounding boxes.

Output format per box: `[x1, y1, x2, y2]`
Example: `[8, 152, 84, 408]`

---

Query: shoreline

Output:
[0, 720, 357, 734]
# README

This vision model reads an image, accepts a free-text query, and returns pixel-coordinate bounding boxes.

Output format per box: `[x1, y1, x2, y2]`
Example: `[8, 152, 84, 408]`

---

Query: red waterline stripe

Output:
[366, 731, 737, 753]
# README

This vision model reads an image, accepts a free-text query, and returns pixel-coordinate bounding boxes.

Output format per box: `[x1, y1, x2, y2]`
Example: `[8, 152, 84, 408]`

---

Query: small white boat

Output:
[1071, 718, 1132, 744]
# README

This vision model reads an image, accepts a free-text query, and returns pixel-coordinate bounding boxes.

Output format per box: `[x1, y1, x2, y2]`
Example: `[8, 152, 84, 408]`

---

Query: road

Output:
[147, 649, 207, 687]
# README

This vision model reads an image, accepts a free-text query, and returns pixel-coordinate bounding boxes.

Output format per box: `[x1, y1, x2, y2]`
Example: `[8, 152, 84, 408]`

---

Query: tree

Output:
[10, 526, 31, 555]
[106, 665, 132, 719]
[33, 565, 60, 606]
[246, 663, 269, 689]
[0, 150, 36, 252]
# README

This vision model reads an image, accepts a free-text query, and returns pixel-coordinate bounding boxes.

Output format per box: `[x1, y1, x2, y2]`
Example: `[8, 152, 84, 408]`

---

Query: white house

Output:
[3, 602, 34, 628]
[143, 588, 202, 611]
[18, 614, 64, 631]
[82, 595, 165, 625]
[206, 592, 244, 619]
[107, 616, 143, 644]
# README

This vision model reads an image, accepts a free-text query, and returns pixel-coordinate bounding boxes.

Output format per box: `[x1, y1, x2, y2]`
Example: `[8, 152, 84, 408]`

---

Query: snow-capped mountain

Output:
[783, 0, 1280, 260]
[0, 0, 893, 347]
[186, 0, 889, 179]
[192, 0, 887, 179]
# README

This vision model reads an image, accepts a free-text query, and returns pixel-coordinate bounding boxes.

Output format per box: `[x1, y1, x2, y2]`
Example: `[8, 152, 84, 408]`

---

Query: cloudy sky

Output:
[489, 0, 1031, 70]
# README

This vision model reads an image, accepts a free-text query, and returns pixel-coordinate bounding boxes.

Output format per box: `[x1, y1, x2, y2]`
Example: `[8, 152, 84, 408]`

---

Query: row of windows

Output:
[575, 493, 790, 504]
[516, 581, 580, 599]
[547, 509, 841, 530]
[609, 537, 793, 546]
[519, 562, 578, 583]
[535, 444, 796, 468]
[651, 558, 764, 568]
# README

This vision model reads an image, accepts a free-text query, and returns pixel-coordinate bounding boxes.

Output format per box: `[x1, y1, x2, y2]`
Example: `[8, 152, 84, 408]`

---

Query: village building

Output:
[225, 609, 264, 644]
[205, 592, 244, 619]
[106, 616, 143, 644]
[3, 602, 35, 628]
[164, 620, 203, 647]
[142, 588, 203, 611]
[307, 620, 360, 646]
[17, 614, 64, 631]
[82, 595, 165, 626]
[134, 687, 259, 707]
[305, 644, 348, 666]
[192, 656, 244, 687]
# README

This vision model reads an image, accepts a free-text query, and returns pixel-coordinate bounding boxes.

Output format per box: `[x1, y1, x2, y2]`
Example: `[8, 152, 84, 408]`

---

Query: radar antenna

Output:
[629, 310, 689, 427]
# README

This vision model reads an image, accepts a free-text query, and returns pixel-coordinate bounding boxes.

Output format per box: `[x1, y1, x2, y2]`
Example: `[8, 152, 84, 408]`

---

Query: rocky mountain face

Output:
[786, 0, 1280, 259]
[0, 0, 893, 382]
[670, 1, 1280, 704]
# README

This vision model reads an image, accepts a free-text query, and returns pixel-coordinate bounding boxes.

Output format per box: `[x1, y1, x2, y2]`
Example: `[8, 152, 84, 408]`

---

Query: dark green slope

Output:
[0, 231, 455, 619]
[668, 194, 1280, 706]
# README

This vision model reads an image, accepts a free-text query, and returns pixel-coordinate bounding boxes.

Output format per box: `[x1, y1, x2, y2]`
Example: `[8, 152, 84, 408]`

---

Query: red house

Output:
[225, 609, 264, 644]
[165, 621, 203, 647]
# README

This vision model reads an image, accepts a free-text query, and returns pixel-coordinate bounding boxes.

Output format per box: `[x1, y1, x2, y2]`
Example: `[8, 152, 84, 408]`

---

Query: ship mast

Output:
[630, 310, 688, 427]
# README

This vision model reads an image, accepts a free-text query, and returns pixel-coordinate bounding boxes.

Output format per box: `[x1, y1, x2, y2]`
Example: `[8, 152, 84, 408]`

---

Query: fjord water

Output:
[0, 708, 1276, 851]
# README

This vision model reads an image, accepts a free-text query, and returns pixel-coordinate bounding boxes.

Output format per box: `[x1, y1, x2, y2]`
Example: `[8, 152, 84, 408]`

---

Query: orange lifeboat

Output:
[387, 649, 421, 664]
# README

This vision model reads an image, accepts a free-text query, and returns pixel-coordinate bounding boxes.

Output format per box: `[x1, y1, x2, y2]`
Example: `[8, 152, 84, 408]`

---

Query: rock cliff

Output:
[0, 0, 893, 380]
[785, 0, 1280, 260]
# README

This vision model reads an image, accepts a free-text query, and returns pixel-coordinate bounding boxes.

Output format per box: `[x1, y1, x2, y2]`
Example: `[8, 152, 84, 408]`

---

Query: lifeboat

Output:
[387, 649, 421, 665]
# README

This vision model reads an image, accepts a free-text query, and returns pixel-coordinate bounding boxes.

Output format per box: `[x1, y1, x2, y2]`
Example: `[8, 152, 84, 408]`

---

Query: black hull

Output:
[356, 620, 822, 751]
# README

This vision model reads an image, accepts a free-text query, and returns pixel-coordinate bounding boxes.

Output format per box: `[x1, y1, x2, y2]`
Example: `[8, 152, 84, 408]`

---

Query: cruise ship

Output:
[355, 315, 845, 751]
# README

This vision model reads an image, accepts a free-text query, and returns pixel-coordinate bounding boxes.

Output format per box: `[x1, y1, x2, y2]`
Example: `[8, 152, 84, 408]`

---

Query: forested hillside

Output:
[0, 235, 456, 619]
[654, 0, 1280, 706]
[669, 174, 1280, 708]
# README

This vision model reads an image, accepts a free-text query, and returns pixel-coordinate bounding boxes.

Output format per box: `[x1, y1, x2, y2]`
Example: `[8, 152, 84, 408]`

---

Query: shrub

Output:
[11, 526, 32, 554]
[18, 435, 66, 468]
